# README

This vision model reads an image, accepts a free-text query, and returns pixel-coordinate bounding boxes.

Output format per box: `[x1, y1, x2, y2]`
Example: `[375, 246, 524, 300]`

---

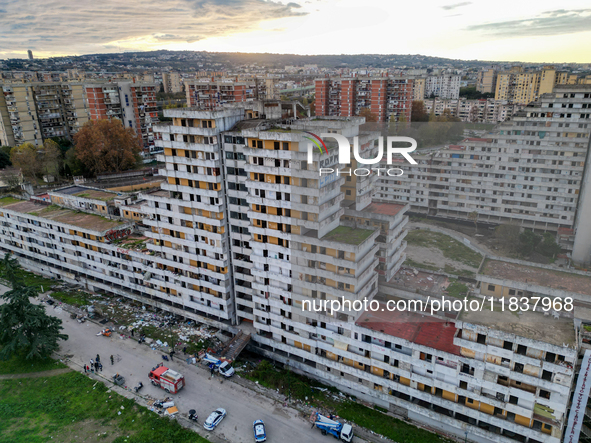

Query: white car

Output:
[218, 361, 235, 378]
[254, 419, 267, 442]
[204, 408, 227, 430]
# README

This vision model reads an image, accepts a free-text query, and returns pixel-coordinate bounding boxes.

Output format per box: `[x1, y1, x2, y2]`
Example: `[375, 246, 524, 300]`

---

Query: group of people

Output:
[83, 354, 116, 374]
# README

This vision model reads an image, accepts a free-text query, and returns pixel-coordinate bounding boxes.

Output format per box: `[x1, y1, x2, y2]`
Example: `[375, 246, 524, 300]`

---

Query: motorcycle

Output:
[133, 381, 143, 393]
[188, 409, 198, 422]
[162, 355, 169, 361]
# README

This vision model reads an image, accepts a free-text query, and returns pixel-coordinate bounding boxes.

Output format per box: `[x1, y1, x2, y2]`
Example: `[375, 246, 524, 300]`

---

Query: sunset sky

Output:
[1, 0, 590, 62]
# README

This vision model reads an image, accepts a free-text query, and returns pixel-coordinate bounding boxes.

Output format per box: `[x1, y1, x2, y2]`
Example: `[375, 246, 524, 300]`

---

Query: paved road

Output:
[5, 284, 368, 443]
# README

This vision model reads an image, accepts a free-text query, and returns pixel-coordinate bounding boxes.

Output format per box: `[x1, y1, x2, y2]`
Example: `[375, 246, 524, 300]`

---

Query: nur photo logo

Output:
[304, 132, 418, 177]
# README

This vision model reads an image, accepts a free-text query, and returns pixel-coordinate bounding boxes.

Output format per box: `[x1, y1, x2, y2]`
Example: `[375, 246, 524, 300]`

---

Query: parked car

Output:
[218, 361, 235, 378]
[204, 408, 227, 430]
[253, 419, 267, 442]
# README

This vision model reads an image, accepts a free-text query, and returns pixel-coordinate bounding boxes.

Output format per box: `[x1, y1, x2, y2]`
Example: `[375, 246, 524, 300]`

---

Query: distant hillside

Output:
[2, 50, 507, 72]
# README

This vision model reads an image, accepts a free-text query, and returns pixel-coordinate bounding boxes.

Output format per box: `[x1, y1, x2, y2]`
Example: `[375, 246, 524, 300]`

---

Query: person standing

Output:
[210, 364, 215, 378]
[110, 355, 114, 365]
[98, 362, 103, 372]
[95, 361, 99, 372]
[183, 346, 187, 355]
[96, 354, 100, 363]
[83, 364, 87, 373]
[169, 350, 174, 361]
[131, 329, 134, 337]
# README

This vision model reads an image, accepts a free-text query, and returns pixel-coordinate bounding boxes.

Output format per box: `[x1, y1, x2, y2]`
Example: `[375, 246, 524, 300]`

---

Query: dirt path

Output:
[0, 367, 72, 380]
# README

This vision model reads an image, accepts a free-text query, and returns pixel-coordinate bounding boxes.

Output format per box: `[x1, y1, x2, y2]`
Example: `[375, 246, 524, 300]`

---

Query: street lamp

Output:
[464, 431, 468, 443]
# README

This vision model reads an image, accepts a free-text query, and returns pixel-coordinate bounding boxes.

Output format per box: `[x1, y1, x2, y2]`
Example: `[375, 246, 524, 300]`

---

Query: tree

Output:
[519, 230, 541, 255]
[40, 139, 62, 180]
[74, 119, 142, 176]
[10, 143, 42, 181]
[359, 107, 377, 122]
[538, 233, 562, 258]
[411, 100, 429, 122]
[0, 253, 68, 361]
[468, 211, 479, 233]
[0, 150, 11, 168]
[2, 170, 22, 191]
[495, 224, 521, 253]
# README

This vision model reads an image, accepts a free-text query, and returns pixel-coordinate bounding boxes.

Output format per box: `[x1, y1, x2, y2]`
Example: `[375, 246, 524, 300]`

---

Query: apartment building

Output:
[374, 85, 591, 233]
[162, 72, 183, 94]
[185, 79, 266, 109]
[425, 75, 461, 99]
[411, 77, 426, 101]
[0, 82, 90, 147]
[477, 68, 498, 94]
[422, 98, 524, 123]
[314, 76, 413, 122]
[85, 81, 159, 153]
[0, 101, 586, 443]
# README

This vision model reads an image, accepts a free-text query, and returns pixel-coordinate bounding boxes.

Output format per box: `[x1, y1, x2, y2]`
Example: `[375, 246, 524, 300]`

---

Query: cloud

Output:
[441, 2, 471, 11]
[466, 8, 591, 36]
[0, 0, 308, 57]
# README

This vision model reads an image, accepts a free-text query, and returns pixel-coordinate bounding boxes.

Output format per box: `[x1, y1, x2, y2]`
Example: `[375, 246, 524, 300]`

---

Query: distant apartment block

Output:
[424, 74, 461, 100]
[162, 72, 183, 94]
[477, 68, 497, 94]
[422, 98, 524, 123]
[314, 76, 413, 122]
[84, 81, 159, 153]
[0, 82, 90, 147]
[185, 79, 266, 109]
[374, 85, 591, 235]
[411, 77, 426, 101]
[492, 67, 591, 105]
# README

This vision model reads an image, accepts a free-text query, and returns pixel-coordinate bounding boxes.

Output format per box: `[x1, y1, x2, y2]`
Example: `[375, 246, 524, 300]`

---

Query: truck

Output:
[312, 413, 353, 442]
[148, 366, 185, 394]
[201, 354, 235, 377]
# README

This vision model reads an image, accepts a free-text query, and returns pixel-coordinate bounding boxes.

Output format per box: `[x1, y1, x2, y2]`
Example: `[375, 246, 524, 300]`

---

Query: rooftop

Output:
[53, 185, 119, 202]
[363, 202, 406, 217]
[322, 225, 375, 246]
[0, 199, 125, 232]
[357, 305, 461, 355]
[459, 307, 576, 348]
[481, 259, 591, 296]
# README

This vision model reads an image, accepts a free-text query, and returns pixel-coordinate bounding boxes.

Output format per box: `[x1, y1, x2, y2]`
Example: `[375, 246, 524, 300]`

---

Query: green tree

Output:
[538, 233, 562, 258]
[0, 254, 68, 361]
[519, 230, 541, 255]
[0, 150, 11, 168]
[40, 139, 62, 180]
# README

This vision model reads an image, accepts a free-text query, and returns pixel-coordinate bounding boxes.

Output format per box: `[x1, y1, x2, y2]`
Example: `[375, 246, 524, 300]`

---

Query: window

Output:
[487, 284, 496, 291]
[509, 395, 518, 405]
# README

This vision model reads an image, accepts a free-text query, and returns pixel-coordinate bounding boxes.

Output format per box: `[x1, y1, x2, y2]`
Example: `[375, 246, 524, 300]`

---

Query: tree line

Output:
[0, 118, 143, 184]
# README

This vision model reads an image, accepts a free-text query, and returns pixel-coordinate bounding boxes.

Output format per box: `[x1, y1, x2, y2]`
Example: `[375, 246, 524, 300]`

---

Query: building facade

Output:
[425, 75, 461, 100]
[85, 81, 159, 153]
[314, 76, 413, 123]
[0, 82, 90, 147]
[374, 85, 591, 235]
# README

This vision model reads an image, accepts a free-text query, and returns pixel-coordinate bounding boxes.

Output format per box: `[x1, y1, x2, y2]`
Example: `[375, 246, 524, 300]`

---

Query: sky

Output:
[1, 0, 590, 62]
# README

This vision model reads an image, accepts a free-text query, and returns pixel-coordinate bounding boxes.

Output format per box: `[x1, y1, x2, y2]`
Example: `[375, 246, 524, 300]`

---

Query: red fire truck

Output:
[148, 366, 185, 394]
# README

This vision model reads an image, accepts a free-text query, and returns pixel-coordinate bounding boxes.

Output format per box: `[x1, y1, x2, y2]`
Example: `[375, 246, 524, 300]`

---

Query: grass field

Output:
[0, 351, 68, 375]
[405, 230, 483, 269]
[0, 370, 209, 443]
[0, 266, 56, 292]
